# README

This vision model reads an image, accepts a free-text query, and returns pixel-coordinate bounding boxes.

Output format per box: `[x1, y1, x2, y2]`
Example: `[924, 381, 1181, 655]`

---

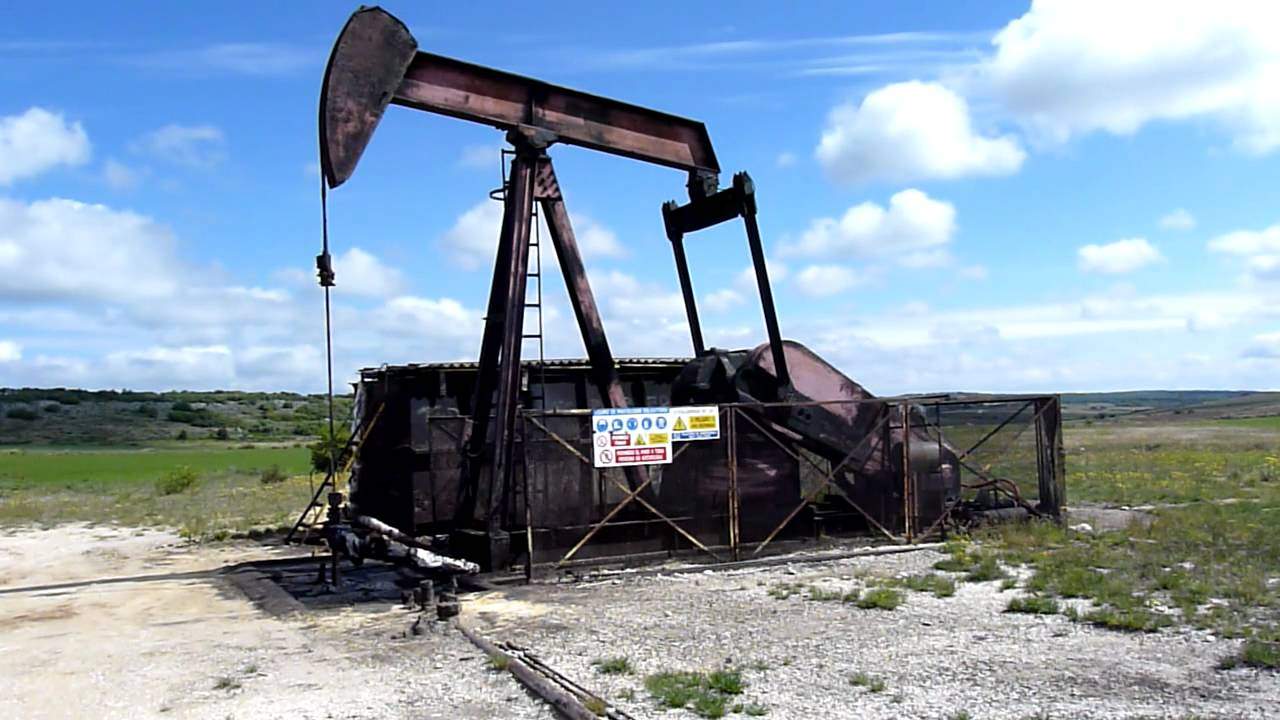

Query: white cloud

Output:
[333, 247, 405, 298]
[1208, 224, 1280, 257]
[440, 200, 625, 271]
[775, 151, 797, 168]
[976, 0, 1280, 153]
[134, 124, 226, 167]
[815, 81, 1024, 184]
[704, 288, 744, 313]
[1077, 237, 1163, 274]
[0, 197, 180, 302]
[959, 264, 989, 281]
[1243, 331, 1280, 359]
[130, 43, 316, 77]
[102, 159, 141, 190]
[0, 340, 20, 362]
[101, 345, 235, 389]
[782, 189, 956, 266]
[0, 107, 90, 185]
[1208, 223, 1280, 283]
[735, 260, 789, 291]
[458, 144, 502, 169]
[1159, 208, 1196, 231]
[795, 265, 863, 296]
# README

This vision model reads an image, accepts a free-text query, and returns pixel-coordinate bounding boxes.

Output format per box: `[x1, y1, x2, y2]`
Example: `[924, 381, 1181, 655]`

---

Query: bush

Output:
[155, 466, 199, 496]
[851, 587, 904, 610]
[44, 403, 61, 413]
[593, 656, 634, 675]
[310, 425, 351, 474]
[5, 407, 38, 421]
[171, 400, 194, 412]
[175, 430, 188, 440]
[215, 427, 230, 441]
[258, 465, 288, 485]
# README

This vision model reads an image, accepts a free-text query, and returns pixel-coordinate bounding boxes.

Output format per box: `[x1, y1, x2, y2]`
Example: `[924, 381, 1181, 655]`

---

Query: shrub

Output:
[1005, 596, 1060, 615]
[171, 400, 194, 412]
[215, 427, 230, 441]
[5, 407, 38, 421]
[43, 403, 61, 413]
[593, 656, 633, 675]
[258, 465, 288, 485]
[156, 466, 200, 496]
[851, 587, 903, 610]
[849, 672, 886, 693]
[310, 425, 351, 473]
[175, 430, 188, 441]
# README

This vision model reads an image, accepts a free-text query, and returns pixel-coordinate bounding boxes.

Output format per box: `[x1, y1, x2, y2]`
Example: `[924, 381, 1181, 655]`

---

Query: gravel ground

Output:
[0, 524, 553, 720]
[465, 548, 1280, 719]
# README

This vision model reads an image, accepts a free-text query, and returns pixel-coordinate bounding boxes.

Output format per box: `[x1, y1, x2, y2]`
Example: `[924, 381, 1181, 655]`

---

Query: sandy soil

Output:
[0, 524, 552, 720]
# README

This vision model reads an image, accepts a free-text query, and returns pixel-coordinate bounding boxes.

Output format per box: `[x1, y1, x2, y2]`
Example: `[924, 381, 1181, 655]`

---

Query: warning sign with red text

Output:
[591, 407, 673, 468]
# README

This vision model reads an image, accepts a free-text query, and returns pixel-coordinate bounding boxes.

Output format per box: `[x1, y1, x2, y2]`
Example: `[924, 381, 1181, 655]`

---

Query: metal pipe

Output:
[737, 173, 788, 386]
[666, 227, 705, 354]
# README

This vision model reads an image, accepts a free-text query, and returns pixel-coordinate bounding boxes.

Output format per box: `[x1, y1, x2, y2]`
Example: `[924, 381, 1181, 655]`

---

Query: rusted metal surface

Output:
[320, 6, 718, 189]
[318, 7, 417, 188]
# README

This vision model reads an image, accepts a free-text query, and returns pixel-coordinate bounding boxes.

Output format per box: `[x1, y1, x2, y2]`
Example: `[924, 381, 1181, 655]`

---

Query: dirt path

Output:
[0, 524, 552, 720]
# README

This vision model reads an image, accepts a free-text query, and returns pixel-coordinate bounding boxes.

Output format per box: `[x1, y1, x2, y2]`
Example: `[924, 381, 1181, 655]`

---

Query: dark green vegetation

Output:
[850, 587, 904, 610]
[0, 387, 351, 445]
[643, 669, 752, 718]
[1006, 595, 1060, 615]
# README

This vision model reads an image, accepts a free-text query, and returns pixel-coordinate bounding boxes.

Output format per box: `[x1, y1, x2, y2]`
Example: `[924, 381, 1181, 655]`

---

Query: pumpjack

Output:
[305, 7, 1063, 572]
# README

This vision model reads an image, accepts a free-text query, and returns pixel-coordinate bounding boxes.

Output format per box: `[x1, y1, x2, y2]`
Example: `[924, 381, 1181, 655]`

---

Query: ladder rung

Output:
[522, 334, 542, 339]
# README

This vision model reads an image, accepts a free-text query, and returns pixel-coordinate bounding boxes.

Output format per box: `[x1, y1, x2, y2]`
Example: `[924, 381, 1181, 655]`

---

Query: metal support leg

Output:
[737, 173, 788, 386]
[538, 158, 649, 495]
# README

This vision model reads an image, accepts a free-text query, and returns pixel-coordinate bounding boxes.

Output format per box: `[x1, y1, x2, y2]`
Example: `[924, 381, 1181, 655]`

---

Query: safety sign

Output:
[668, 405, 720, 441]
[591, 405, 720, 467]
[591, 407, 672, 468]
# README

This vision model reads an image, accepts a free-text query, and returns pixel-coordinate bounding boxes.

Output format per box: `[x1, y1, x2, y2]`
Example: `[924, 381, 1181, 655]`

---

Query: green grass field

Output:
[0, 445, 317, 539]
[0, 445, 310, 486]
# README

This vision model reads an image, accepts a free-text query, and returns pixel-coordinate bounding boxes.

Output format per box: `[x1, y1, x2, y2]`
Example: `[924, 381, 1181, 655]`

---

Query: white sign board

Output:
[592, 407, 672, 468]
[591, 405, 721, 468]
[669, 405, 720, 441]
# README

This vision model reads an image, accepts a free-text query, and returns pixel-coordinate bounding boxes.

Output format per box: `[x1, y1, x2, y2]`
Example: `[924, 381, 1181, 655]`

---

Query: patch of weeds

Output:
[1000, 577, 1018, 591]
[241, 662, 260, 675]
[966, 553, 1009, 582]
[487, 654, 510, 671]
[1082, 606, 1173, 633]
[896, 573, 956, 598]
[583, 697, 607, 716]
[155, 465, 199, 495]
[258, 464, 287, 485]
[1006, 595, 1061, 615]
[617, 688, 636, 701]
[213, 675, 242, 691]
[949, 712, 972, 720]
[747, 659, 770, 672]
[733, 702, 769, 715]
[849, 672, 887, 693]
[767, 582, 803, 600]
[851, 587, 904, 610]
[644, 669, 745, 719]
[593, 656, 633, 675]
[1218, 637, 1280, 670]
[806, 585, 843, 602]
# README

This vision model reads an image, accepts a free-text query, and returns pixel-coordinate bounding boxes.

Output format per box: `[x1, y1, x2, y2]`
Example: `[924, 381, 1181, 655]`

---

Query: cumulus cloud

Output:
[794, 265, 864, 296]
[1077, 237, 1163, 274]
[781, 189, 956, 267]
[976, 0, 1280, 153]
[735, 261, 789, 291]
[0, 197, 181, 302]
[1159, 208, 1196, 231]
[0, 339, 20, 362]
[816, 81, 1024, 184]
[1243, 331, 1280, 359]
[0, 107, 90, 185]
[134, 124, 226, 167]
[959, 264, 989, 281]
[440, 200, 626, 271]
[332, 247, 405, 298]
[1209, 222, 1280, 283]
[704, 288, 744, 313]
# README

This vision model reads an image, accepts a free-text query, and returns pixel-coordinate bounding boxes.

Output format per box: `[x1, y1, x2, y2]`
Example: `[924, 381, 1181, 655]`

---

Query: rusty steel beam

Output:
[320, 6, 719, 189]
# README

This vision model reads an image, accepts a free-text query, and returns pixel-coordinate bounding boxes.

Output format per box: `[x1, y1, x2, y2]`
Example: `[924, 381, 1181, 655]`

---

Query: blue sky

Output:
[1, 0, 1278, 394]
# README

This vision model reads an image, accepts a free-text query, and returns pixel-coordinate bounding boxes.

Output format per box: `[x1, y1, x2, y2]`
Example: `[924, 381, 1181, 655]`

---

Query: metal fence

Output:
[500, 395, 1064, 569]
